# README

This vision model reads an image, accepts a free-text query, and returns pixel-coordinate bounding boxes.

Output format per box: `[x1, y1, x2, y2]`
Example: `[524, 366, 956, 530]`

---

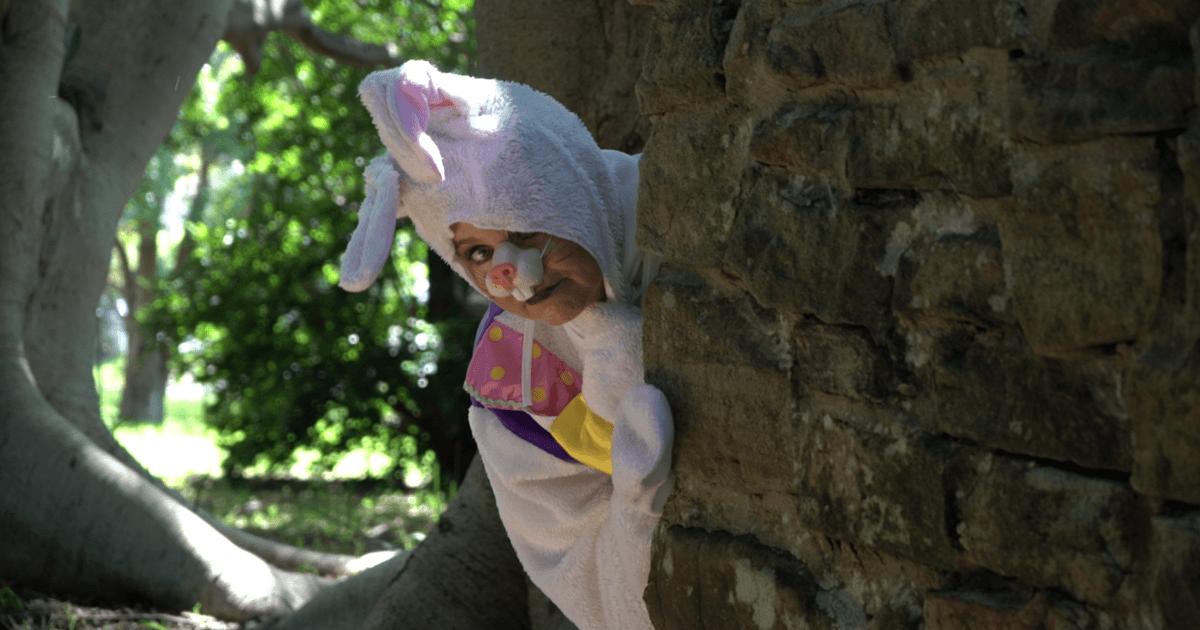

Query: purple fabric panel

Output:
[469, 302, 579, 464]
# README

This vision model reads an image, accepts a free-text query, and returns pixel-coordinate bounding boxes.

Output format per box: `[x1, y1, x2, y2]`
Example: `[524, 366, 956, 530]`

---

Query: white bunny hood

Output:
[339, 60, 645, 308]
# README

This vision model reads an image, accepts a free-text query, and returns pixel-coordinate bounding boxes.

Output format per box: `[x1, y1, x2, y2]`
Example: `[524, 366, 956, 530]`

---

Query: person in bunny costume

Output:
[337, 60, 673, 630]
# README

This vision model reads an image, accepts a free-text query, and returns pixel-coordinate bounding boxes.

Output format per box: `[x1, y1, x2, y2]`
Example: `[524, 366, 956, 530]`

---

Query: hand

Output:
[611, 383, 674, 515]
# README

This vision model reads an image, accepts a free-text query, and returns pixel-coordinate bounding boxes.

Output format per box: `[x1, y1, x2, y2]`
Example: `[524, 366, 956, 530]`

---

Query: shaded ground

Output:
[0, 588, 241, 630]
[1, 475, 445, 629]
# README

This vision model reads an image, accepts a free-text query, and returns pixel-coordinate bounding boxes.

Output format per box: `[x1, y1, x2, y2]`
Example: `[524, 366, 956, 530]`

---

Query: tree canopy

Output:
[139, 0, 479, 483]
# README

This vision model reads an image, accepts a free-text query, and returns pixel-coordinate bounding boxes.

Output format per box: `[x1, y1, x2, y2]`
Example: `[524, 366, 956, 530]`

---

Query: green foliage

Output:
[145, 0, 478, 482]
[0, 587, 23, 612]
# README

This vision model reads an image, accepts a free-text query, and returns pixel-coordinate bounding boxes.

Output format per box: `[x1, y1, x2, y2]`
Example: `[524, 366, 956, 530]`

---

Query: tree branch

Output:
[174, 149, 211, 272]
[223, 0, 402, 77]
[283, 24, 401, 69]
[113, 237, 135, 310]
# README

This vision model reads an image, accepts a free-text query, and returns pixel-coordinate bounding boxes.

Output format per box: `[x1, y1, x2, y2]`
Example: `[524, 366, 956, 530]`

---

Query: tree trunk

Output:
[267, 456, 535, 630]
[118, 216, 168, 424]
[1, 0, 341, 619]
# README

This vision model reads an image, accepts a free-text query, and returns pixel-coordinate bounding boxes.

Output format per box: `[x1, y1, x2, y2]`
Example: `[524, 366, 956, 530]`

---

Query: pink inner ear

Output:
[394, 76, 456, 142]
[395, 81, 431, 142]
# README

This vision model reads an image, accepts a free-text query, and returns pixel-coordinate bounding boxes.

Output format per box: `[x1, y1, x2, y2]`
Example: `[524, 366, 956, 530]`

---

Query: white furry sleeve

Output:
[469, 391, 672, 630]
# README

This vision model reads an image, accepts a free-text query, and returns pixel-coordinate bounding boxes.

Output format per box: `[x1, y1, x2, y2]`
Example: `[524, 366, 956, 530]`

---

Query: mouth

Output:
[525, 280, 562, 306]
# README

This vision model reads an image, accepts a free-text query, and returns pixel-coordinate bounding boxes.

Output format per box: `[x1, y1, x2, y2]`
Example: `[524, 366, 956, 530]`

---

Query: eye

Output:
[468, 245, 492, 264]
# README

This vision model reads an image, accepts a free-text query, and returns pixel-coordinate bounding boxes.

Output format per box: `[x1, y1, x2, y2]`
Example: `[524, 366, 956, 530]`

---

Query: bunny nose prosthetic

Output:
[485, 237, 553, 301]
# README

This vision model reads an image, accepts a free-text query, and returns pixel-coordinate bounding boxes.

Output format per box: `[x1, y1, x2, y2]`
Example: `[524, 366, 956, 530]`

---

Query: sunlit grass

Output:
[192, 478, 444, 553]
[93, 356, 446, 553]
[96, 358, 225, 486]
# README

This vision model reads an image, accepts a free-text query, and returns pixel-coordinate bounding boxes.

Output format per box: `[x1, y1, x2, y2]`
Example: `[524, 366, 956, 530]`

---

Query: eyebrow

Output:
[452, 236, 482, 260]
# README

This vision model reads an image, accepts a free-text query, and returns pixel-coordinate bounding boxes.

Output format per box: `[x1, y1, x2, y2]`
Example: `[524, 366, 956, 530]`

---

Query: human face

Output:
[451, 223, 606, 325]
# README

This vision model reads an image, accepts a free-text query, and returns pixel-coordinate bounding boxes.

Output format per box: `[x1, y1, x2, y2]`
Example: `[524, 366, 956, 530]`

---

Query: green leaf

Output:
[0, 587, 23, 611]
[139, 0, 479, 484]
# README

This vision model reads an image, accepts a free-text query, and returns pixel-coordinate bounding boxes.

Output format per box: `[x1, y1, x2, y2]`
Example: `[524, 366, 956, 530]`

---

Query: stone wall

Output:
[636, 0, 1200, 628]
[476, 0, 654, 152]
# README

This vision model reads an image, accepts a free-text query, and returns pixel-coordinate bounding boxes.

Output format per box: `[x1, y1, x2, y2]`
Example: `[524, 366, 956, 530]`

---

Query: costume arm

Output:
[470, 405, 662, 630]
[562, 303, 674, 514]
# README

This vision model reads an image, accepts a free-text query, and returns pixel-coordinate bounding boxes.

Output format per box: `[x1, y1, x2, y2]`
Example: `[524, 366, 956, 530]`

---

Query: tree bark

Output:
[268, 456, 534, 630]
[0, 0, 344, 619]
[118, 216, 168, 424]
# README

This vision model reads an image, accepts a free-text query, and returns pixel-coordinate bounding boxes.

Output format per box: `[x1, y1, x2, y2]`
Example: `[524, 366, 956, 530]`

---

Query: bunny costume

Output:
[338, 60, 673, 630]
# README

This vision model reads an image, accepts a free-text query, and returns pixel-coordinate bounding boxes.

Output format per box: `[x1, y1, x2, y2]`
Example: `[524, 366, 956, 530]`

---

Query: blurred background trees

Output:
[104, 0, 480, 486]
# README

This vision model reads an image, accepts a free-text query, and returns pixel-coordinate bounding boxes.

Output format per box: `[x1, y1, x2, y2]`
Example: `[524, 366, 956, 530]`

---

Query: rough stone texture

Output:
[1008, 51, 1194, 143]
[893, 0, 1019, 61]
[637, 104, 746, 266]
[637, 0, 738, 115]
[1150, 512, 1200, 629]
[476, 0, 653, 152]
[1128, 348, 1200, 503]
[1127, 118, 1200, 505]
[638, 0, 1200, 627]
[722, 174, 905, 334]
[766, 2, 900, 89]
[645, 527, 835, 630]
[955, 455, 1148, 605]
[924, 586, 1097, 630]
[999, 139, 1163, 358]
[845, 52, 1015, 197]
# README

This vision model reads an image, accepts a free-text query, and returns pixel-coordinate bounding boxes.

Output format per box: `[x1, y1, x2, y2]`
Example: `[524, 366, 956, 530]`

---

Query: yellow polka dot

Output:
[488, 325, 503, 342]
[531, 387, 546, 403]
[533, 344, 542, 359]
[490, 366, 506, 380]
[560, 371, 575, 386]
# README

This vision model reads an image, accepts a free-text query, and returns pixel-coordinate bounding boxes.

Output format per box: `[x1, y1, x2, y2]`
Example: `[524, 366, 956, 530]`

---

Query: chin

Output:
[535, 302, 581, 326]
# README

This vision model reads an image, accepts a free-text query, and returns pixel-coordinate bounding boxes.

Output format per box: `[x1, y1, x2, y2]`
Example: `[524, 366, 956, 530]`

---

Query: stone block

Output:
[637, 104, 747, 266]
[766, 1, 900, 89]
[785, 417, 959, 567]
[1128, 348, 1200, 503]
[721, 173, 905, 333]
[475, 0, 652, 152]
[846, 52, 1013, 197]
[645, 526, 837, 630]
[1008, 50, 1194, 142]
[1150, 512, 1200, 629]
[644, 266, 797, 486]
[667, 411, 961, 569]
[793, 323, 893, 403]
[637, 0, 739, 115]
[645, 265, 791, 373]
[925, 587, 1095, 630]
[893, 221, 1014, 330]
[1046, 0, 1200, 51]
[998, 139, 1162, 358]
[895, 0, 1019, 61]
[786, 533, 937, 630]
[957, 455, 1148, 605]
[1178, 123, 1200, 335]
[748, 96, 853, 177]
[930, 329, 1132, 472]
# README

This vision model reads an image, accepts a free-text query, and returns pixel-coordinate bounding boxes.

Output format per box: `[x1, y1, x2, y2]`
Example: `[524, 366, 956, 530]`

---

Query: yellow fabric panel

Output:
[550, 395, 614, 475]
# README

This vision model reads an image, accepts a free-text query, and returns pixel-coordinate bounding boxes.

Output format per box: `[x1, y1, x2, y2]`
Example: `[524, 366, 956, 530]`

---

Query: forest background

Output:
[64, 0, 471, 564]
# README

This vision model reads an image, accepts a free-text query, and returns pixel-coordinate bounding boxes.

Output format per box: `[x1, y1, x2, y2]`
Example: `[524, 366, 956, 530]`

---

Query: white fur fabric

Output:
[339, 60, 673, 630]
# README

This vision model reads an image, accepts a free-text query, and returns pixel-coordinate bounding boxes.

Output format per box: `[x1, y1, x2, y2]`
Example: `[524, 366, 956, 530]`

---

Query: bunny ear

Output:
[360, 61, 461, 185]
[339, 156, 401, 292]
